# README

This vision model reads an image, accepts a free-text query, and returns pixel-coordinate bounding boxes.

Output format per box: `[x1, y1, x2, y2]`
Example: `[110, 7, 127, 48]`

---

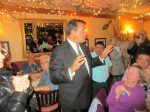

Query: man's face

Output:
[72, 22, 87, 43]
[95, 44, 105, 55]
[136, 54, 150, 69]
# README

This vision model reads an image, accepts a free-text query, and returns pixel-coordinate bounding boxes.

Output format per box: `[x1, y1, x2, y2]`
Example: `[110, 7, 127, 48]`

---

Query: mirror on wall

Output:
[21, 19, 66, 56]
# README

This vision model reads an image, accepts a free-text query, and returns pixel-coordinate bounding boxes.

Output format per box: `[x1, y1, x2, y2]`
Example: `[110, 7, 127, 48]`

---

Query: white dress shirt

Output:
[67, 39, 90, 80]
[67, 39, 104, 80]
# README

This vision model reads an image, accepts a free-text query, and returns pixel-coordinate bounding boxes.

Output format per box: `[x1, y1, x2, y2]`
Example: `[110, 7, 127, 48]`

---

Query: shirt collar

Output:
[67, 38, 78, 54]
[67, 38, 77, 46]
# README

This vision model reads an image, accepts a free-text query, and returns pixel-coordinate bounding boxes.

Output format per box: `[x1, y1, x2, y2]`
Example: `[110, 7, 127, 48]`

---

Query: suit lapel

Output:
[65, 41, 91, 71]
[64, 41, 78, 58]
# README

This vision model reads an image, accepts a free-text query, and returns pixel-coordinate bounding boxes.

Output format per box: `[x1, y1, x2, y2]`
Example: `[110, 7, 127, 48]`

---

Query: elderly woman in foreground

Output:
[106, 65, 146, 112]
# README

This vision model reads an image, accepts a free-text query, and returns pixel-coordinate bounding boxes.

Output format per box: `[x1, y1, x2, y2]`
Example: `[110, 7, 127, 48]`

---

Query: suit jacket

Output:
[49, 41, 104, 109]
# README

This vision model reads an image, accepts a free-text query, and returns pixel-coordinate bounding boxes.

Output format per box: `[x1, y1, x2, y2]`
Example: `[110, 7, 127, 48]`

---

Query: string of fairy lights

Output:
[118, 0, 142, 13]
[0, 0, 149, 22]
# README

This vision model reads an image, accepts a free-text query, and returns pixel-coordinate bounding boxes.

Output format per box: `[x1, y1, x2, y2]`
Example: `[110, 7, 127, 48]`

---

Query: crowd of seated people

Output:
[27, 32, 63, 53]
[0, 29, 149, 112]
[89, 30, 150, 112]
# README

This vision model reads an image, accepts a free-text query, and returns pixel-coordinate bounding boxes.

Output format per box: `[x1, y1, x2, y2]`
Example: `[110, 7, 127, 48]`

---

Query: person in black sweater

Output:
[0, 47, 30, 112]
[128, 30, 150, 65]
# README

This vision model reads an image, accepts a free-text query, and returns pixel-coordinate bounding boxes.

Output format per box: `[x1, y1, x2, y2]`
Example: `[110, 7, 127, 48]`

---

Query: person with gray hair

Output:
[49, 19, 113, 112]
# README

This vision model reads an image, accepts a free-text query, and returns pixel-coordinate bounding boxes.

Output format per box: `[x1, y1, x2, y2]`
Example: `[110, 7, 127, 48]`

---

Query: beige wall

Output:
[0, 13, 145, 61]
[144, 20, 150, 40]
[120, 20, 144, 40]
[0, 20, 24, 61]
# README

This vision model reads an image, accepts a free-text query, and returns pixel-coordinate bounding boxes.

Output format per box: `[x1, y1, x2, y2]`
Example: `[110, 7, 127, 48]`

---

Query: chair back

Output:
[35, 90, 58, 112]
[96, 88, 107, 108]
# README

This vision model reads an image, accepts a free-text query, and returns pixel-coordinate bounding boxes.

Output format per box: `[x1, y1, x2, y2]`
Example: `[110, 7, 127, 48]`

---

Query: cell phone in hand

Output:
[121, 91, 126, 96]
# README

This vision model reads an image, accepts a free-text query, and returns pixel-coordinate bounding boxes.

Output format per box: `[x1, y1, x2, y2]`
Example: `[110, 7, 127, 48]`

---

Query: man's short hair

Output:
[66, 19, 86, 36]
[139, 49, 150, 57]
[95, 41, 105, 47]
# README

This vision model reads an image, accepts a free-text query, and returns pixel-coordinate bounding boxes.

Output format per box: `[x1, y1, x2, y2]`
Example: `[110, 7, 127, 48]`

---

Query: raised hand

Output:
[69, 54, 86, 74]
[100, 45, 113, 59]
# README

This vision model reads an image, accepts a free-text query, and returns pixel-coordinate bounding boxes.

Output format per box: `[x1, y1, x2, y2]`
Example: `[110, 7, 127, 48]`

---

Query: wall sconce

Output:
[123, 25, 134, 34]
[127, 29, 134, 34]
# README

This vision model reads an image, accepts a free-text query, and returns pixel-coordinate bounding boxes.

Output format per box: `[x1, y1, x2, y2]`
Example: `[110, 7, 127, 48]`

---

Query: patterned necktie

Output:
[77, 44, 82, 55]
[76, 44, 89, 73]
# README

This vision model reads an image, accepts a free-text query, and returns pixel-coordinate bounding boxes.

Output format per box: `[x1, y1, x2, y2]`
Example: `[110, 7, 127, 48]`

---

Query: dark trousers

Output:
[62, 107, 88, 112]
[92, 81, 107, 98]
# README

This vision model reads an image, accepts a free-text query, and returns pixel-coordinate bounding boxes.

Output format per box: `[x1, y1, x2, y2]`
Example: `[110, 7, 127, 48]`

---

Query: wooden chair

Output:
[35, 90, 59, 112]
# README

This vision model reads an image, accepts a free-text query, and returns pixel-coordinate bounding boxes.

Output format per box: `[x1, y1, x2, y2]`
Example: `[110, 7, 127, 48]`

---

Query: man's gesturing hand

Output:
[69, 55, 86, 74]
[100, 45, 113, 59]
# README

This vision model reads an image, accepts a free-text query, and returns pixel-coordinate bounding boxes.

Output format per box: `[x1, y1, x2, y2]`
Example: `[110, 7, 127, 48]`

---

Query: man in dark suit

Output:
[49, 19, 112, 112]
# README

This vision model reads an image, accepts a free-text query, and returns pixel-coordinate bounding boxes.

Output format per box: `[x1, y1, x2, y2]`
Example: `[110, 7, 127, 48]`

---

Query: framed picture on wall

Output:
[0, 41, 10, 53]
[95, 38, 106, 46]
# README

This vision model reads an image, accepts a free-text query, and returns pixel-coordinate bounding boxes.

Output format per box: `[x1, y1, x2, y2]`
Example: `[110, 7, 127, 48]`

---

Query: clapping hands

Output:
[12, 75, 30, 92]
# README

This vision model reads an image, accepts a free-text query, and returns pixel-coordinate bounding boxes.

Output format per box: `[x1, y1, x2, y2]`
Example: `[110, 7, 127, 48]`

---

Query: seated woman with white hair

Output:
[107, 65, 146, 112]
